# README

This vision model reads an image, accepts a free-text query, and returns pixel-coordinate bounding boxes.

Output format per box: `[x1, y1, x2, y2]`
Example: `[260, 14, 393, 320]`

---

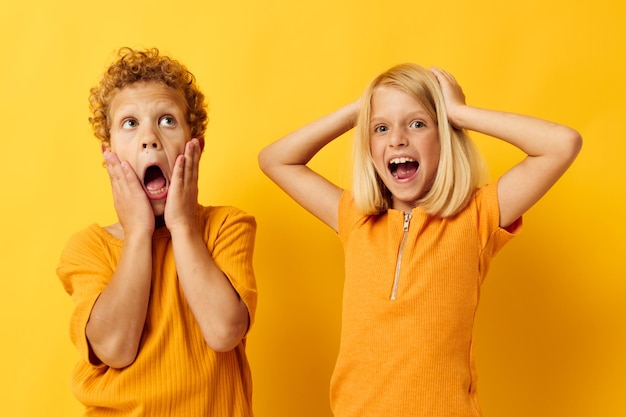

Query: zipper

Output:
[390, 212, 412, 300]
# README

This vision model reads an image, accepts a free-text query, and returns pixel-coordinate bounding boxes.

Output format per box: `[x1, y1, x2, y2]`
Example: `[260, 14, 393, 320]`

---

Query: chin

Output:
[150, 201, 166, 217]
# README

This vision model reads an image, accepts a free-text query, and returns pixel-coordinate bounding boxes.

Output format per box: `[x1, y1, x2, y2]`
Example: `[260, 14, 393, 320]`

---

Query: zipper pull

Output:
[403, 212, 412, 231]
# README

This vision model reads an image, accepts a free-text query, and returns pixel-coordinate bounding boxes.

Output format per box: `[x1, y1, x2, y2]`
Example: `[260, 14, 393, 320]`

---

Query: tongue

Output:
[146, 176, 166, 191]
[144, 167, 166, 191]
[396, 162, 418, 179]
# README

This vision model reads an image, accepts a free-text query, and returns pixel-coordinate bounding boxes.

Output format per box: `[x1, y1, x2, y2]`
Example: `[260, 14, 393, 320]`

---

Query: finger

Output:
[120, 161, 144, 192]
[429, 67, 446, 86]
[104, 150, 124, 190]
[185, 139, 200, 185]
[430, 67, 456, 85]
[105, 152, 144, 199]
[433, 66, 454, 79]
[171, 153, 185, 189]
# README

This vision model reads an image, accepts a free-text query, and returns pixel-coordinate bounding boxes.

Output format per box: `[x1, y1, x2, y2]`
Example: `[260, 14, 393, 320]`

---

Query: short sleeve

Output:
[203, 207, 258, 329]
[337, 190, 361, 246]
[476, 182, 522, 280]
[56, 226, 119, 365]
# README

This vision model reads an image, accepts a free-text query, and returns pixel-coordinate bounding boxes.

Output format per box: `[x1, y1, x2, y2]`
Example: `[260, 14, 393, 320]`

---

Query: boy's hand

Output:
[164, 138, 201, 233]
[104, 150, 155, 236]
[430, 67, 467, 128]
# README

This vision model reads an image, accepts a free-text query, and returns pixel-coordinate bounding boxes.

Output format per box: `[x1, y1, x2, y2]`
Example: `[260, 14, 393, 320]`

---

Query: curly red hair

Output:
[88, 47, 208, 145]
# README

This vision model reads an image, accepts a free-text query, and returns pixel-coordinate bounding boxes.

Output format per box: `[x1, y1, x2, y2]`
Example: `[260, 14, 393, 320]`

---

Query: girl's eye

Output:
[373, 125, 388, 133]
[160, 116, 176, 127]
[122, 119, 138, 129]
[410, 121, 425, 128]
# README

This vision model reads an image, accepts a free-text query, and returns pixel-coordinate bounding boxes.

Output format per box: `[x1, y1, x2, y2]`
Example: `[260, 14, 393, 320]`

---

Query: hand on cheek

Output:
[103, 149, 155, 236]
[164, 139, 201, 232]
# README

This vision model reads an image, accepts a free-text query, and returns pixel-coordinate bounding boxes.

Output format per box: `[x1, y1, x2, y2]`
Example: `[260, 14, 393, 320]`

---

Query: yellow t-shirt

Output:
[331, 183, 520, 417]
[57, 205, 257, 417]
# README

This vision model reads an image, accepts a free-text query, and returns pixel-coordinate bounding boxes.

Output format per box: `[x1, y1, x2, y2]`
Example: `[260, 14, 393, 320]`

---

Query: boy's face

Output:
[106, 81, 194, 216]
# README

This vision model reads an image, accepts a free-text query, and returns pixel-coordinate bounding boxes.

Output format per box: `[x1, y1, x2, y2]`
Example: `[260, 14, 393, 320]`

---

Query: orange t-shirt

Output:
[331, 183, 520, 417]
[57, 205, 257, 417]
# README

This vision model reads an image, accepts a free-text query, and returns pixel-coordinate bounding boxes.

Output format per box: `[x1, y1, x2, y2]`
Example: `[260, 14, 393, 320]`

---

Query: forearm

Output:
[86, 232, 152, 368]
[258, 102, 359, 174]
[450, 105, 582, 161]
[453, 105, 581, 226]
[170, 226, 249, 352]
[258, 102, 357, 229]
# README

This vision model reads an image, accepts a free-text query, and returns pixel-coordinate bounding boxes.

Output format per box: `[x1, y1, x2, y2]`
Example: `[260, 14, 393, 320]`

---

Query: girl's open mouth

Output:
[389, 157, 419, 179]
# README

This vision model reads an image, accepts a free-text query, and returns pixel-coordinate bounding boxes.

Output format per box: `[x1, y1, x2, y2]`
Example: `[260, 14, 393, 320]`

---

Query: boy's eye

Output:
[410, 120, 425, 128]
[160, 116, 176, 127]
[122, 119, 138, 129]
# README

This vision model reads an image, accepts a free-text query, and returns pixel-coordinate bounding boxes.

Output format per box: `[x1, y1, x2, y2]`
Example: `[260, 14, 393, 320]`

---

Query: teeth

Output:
[389, 157, 415, 165]
[147, 187, 167, 195]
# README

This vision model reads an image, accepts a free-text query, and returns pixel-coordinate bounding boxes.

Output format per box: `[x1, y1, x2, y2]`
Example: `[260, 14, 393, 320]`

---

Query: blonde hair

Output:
[352, 63, 487, 217]
[88, 47, 208, 146]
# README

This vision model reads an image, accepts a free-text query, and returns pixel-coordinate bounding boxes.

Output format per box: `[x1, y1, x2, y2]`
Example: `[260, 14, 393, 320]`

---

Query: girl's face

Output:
[369, 86, 440, 213]
[106, 81, 193, 216]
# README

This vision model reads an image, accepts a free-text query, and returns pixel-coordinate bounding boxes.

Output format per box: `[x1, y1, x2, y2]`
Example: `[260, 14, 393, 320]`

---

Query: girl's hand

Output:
[430, 67, 467, 128]
[164, 138, 201, 233]
[104, 150, 155, 236]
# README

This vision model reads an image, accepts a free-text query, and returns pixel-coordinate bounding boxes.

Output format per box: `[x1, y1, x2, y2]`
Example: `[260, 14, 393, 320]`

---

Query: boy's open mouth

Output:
[143, 165, 168, 197]
[389, 157, 419, 180]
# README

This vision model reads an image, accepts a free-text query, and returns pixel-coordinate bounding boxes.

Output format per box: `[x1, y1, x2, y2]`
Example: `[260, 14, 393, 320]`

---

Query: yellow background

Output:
[1, 0, 624, 416]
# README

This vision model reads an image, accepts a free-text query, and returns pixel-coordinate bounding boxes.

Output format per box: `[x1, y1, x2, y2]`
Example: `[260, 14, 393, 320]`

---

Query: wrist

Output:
[167, 219, 199, 239]
[446, 104, 473, 130]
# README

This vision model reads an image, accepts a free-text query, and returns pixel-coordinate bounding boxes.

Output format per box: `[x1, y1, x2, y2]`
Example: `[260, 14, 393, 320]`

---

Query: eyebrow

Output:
[370, 111, 431, 123]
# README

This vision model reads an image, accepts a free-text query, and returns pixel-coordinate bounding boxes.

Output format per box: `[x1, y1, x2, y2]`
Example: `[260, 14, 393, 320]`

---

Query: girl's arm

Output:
[431, 67, 582, 228]
[258, 102, 359, 231]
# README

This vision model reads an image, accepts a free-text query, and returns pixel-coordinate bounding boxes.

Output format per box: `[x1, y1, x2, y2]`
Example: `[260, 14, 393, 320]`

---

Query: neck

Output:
[155, 215, 166, 229]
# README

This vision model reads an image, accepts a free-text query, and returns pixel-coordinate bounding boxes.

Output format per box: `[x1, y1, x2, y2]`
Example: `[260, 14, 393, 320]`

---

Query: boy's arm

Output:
[86, 151, 155, 368]
[86, 233, 152, 368]
[431, 67, 582, 228]
[257, 102, 359, 232]
[170, 225, 251, 352]
[166, 139, 250, 352]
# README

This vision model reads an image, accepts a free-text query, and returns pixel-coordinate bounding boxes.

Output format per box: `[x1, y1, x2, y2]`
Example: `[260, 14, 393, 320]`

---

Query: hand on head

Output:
[430, 67, 468, 128]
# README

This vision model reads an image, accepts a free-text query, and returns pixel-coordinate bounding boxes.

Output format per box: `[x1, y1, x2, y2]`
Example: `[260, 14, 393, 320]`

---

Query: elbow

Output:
[103, 353, 137, 370]
[203, 319, 249, 353]
[572, 131, 583, 156]
[89, 340, 139, 369]
[257, 147, 273, 176]
[561, 127, 583, 161]
[258, 144, 288, 178]
[86, 327, 139, 369]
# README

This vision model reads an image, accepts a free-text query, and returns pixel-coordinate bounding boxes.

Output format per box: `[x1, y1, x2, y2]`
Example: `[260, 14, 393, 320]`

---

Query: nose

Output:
[388, 127, 408, 147]
[140, 126, 163, 150]
[142, 141, 159, 149]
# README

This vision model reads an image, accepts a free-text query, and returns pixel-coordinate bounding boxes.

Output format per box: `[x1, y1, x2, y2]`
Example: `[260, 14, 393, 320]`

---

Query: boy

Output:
[57, 47, 257, 417]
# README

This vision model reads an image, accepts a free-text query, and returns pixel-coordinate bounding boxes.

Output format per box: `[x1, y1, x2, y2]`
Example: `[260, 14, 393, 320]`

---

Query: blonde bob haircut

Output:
[88, 47, 208, 147]
[352, 63, 487, 218]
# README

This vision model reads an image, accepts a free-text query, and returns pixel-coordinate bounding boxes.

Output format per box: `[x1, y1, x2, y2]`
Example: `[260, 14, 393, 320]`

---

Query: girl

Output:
[258, 64, 581, 416]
